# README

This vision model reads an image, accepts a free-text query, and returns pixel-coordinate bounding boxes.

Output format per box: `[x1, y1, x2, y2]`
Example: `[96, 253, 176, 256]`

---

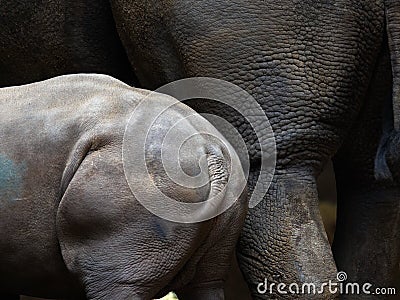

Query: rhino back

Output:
[0, 0, 136, 87]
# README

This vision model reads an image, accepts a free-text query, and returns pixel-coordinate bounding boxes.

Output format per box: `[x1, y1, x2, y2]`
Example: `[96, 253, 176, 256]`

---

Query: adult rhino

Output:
[1, 1, 400, 299]
[0, 74, 247, 300]
[111, 1, 400, 299]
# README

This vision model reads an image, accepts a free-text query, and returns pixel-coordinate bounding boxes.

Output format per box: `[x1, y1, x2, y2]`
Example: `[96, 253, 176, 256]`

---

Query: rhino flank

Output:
[0, 74, 247, 300]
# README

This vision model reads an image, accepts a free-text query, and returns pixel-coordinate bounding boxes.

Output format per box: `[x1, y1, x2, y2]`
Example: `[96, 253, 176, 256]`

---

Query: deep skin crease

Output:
[0, 1, 399, 299]
[0, 74, 248, 300]
[109, 0, 400, 299]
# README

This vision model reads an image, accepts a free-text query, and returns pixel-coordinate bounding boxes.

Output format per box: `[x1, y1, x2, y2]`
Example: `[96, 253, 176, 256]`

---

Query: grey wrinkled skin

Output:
[109, 0, 399, 299]
[0, 1, 399, 299]
[0, 74, 248, 300]
[385, 0, 400, 132]
[0, 0, 137, 87]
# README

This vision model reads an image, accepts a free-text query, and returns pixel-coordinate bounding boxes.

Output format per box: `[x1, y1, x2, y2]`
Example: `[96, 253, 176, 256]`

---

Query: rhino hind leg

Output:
[178, 285, 224, 300]
[175, 245, 226, 300]
[176, 193, 247, 300]
[55, 149, 211, 300]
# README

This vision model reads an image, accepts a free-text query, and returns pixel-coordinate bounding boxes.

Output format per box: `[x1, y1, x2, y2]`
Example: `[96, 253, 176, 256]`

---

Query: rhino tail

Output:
[374, 2, 400, 181]
[374, 95, 395, 181]
[205, 145, 230, 202]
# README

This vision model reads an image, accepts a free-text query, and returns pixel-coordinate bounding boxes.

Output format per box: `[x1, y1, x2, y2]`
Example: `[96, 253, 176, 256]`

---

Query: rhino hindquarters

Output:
[55, 145, 216, 299]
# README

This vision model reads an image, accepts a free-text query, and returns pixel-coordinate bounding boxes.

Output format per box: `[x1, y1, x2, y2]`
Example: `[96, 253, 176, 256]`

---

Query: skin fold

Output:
[0, 74, 248, 300]
[0, 1, 399, 299]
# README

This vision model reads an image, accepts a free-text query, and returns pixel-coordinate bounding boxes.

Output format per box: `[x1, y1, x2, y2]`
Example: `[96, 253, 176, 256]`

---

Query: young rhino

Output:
[0, 74, 247, 300]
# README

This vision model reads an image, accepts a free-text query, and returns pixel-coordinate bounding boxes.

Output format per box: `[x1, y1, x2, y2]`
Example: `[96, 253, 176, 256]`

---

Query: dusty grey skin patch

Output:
[0, 154, 25, 203]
